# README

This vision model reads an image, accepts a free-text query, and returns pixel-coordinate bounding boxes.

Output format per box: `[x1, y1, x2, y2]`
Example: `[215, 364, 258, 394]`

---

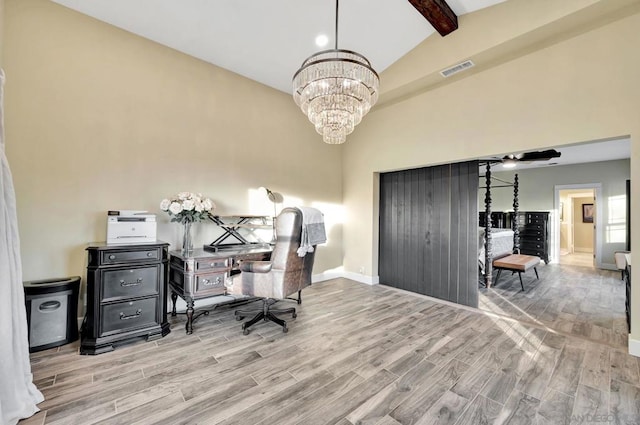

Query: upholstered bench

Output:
[493, 254, 540, 291]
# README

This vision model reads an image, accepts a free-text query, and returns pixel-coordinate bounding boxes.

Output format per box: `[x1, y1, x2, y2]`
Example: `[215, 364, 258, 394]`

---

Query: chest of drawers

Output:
[513, 211, 550, 263]
[80, 241, 170, 355]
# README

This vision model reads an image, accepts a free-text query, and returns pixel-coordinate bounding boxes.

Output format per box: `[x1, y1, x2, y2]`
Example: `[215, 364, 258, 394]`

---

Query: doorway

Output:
[554, 183, 602, 268]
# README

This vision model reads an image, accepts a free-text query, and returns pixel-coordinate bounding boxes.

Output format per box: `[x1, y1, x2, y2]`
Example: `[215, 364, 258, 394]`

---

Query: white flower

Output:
[182, 199, 195, 211]
[202, 198, 214, 212]
[161, 192, 214, 223]
[168, 201, 183, 215]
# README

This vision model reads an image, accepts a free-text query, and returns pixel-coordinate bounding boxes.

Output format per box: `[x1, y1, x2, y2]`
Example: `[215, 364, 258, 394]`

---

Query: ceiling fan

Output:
[499, 149, 562, 168]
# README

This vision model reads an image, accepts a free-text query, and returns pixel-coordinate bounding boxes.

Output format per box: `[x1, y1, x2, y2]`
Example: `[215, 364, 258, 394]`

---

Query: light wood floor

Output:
[21, 274, 640, 425]
[479, 262, 628, 350]
[559, 252, 595, 268]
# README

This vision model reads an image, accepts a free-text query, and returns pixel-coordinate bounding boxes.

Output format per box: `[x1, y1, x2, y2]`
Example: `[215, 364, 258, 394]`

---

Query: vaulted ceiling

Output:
[50, 0, 506, 94]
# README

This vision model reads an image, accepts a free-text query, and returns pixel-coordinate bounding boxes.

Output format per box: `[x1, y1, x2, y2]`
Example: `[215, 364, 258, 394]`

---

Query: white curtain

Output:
[0, 70, 44, 424]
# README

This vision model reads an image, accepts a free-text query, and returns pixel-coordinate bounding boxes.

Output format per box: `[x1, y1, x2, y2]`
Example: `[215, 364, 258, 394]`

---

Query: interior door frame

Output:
[554, 183, 603, 268]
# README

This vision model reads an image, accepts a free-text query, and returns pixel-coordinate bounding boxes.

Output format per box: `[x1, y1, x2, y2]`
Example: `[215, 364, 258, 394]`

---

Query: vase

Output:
[182, 221, 193, 254]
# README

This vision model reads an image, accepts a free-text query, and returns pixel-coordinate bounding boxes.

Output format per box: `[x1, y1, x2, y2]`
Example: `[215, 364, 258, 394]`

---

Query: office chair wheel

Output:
[292, 312, 297, 319]
[235, 315, 244, 321]
[243, 328, 250, 335]
[282, 325, 288, 333]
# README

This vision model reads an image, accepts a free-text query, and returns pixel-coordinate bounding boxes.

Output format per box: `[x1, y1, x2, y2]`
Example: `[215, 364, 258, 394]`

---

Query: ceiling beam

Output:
[408, 0, 458, 37]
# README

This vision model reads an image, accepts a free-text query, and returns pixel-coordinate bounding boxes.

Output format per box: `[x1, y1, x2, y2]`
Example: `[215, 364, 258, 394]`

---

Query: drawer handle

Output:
[147, 252, 154, 257]
[202, 276, 222, 286]
[120, 309, 142, 320]
[108, 254, 116, 260]
[39, 301, 61, 312]
[120, 278, 143, 287]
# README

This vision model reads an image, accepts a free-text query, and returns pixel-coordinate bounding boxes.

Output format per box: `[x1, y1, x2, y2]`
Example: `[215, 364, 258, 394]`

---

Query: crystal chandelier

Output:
[292, 0, 379, 144]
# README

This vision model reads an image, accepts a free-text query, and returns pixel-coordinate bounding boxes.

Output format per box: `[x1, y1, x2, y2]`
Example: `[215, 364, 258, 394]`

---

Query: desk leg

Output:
[171, 292, 178, 317]
[186, 298, 195, 334]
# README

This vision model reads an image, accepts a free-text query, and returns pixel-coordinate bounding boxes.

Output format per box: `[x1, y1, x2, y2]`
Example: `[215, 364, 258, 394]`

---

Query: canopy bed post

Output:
[513, 173, 520, 253]
[484, 163, 493, 288]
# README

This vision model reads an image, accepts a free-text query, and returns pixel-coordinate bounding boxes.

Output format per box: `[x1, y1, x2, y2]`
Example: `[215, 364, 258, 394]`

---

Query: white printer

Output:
[106, 210, 157, 244]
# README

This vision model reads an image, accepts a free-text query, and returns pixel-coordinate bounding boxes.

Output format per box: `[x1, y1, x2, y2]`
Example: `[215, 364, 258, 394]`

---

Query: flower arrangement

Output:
[159, 192, 216, 224]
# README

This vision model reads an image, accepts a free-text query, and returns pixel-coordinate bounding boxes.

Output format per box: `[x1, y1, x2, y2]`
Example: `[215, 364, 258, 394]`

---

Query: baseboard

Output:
[599, 262, 617, 271]
[574, 248, 594, 253]
[342, 271, 379, 285]
[311, 269, 379, 285]
[629, 335, 640, 357]
[312, 270, 345, 283]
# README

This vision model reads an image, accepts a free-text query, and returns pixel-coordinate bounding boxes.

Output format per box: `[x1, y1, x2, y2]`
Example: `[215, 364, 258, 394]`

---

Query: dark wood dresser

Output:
[514, 211, 550, 264]
[80, 241, 170, 355]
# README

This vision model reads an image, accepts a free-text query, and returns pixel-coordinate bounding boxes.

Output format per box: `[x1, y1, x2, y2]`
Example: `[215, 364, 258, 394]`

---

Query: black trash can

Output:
[23, 276, 81, 353]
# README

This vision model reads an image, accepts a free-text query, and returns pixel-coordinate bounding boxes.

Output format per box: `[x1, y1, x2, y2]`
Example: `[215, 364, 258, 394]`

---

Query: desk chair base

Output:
[235, 298, 296, 335]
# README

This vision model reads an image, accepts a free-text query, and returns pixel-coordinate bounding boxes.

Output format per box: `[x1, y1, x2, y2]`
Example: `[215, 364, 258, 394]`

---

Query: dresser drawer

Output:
[101, 265, 160, 301]
[100, 248, 160, 265]
[521, 234, 545, 243]
[520, 248, 544, 258]
[522, 241, 545, 250]
[523, 223, 545, 232]
[520, 228, 544, 236]
[100, 297, 159, 336]
[526, 212, 548, 220]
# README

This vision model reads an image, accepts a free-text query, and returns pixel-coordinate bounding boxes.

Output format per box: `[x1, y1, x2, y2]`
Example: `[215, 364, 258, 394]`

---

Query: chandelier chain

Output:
[335, 0, 339, 50]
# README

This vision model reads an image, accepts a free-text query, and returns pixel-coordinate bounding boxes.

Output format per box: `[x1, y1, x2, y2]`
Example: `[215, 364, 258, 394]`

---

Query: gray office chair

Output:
[229, 207, 316, 334]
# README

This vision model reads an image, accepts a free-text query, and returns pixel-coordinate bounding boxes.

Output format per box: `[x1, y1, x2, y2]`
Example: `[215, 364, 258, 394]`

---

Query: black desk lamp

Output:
[262, 187, 280, 243]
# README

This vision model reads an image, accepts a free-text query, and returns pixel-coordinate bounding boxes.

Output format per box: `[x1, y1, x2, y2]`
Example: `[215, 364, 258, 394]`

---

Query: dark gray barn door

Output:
[379, 161, 479, 307]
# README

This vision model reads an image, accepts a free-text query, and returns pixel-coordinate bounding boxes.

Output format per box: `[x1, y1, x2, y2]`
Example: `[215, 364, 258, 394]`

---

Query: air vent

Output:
[440, 60, 475, 78]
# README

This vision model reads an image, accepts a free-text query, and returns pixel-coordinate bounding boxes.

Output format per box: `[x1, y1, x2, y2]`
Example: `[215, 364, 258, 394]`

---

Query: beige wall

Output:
[343, 12, 640, 339]
[573, 196, 595, 252]
[3, 0, 344, 289]
[0, 0, 4, 66]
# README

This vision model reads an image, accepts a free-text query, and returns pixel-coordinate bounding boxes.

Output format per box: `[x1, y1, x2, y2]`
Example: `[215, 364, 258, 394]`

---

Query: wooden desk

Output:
[168, 246, 271, 334]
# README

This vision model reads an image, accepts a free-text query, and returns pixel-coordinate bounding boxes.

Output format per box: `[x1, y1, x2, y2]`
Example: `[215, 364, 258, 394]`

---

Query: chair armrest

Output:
[239, 261, 272, 273]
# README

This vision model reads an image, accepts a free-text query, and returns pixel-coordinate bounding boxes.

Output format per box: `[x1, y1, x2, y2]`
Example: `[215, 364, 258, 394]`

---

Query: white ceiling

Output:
[50, 0, 507, 94]
[492, 137, 631, 171]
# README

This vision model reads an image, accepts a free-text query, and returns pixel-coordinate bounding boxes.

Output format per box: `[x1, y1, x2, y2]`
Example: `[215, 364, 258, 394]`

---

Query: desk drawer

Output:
[170, 256, 229, 273]
[169, 267, 226, 298]
[195, 272, 226, 295]
[100, 297, 159, 336]
[195, 258, 229, 272]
